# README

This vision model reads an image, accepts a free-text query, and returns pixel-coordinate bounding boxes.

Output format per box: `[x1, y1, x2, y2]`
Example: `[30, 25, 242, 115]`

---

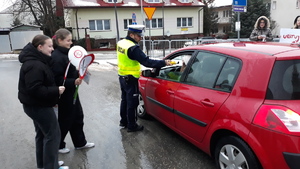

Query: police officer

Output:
[117, 25, 172, 132]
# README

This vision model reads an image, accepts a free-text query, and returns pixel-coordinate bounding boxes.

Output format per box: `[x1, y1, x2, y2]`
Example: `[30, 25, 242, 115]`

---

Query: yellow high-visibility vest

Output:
[117, 39, 141, 78]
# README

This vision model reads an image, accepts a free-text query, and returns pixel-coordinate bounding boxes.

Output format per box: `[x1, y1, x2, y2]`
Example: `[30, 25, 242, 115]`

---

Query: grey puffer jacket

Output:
[249, 16, 273, 42]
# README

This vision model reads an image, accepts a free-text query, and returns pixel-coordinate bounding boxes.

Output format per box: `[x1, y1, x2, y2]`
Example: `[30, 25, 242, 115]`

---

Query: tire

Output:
[214, 136, 262, 169]
[137, 94, 148, 119]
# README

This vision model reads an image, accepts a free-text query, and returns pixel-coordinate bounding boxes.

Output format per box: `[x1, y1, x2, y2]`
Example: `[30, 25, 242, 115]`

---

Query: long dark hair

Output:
[294, 15, 300, 29]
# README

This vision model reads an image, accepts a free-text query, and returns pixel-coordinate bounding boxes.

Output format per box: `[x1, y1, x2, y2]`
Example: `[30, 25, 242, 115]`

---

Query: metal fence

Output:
[139, 37, 281, 58]
[139, 39, 221, 58]
[139, 39, 193, 58]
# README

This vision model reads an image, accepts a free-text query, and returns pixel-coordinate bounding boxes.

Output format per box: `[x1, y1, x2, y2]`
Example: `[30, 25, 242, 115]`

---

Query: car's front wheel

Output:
[214, 136, 262, 169]
[137, 94, 148, 119]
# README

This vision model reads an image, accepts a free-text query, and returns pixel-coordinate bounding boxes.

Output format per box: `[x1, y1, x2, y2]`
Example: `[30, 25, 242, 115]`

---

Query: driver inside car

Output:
[168, 55, 191, 80]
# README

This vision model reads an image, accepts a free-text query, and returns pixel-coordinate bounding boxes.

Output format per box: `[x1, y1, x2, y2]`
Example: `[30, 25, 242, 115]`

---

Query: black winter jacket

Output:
[51, 46, 78, 95]
[18, 43, 59, 107]
[51, 46, 82, 115]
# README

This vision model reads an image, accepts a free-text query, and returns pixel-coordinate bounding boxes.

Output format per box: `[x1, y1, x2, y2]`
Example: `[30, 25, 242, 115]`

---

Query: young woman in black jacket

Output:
[18, 34, 67, 169]
[51, 28, 94, 154]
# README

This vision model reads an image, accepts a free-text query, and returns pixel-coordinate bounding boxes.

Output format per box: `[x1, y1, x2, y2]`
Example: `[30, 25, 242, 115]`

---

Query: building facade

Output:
[212, 5, 232, 38]
[60, 0, 205, 43]
[269, 0, 300, 36]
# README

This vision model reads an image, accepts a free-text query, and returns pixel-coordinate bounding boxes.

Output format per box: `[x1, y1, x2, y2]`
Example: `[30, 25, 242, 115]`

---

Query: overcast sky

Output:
[0, 0, 16, 12]
[0, 0, 233, 12]
[213, 0, 233, 7]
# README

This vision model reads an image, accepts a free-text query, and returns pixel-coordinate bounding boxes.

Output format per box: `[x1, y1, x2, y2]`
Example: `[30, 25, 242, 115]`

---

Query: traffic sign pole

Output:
[232, 0, 247, 41]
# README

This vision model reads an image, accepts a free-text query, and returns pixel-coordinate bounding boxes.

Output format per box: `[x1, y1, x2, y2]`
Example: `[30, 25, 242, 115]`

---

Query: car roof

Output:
[181, 42, 300, 60]
[201, 36, 216, 39]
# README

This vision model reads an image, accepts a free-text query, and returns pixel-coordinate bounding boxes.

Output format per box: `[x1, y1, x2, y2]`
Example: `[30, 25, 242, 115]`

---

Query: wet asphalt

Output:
[0, 56, 216, 169]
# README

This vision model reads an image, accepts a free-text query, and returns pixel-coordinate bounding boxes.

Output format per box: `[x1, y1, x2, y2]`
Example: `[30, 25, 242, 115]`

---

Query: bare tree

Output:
[13, 0, 64, 36]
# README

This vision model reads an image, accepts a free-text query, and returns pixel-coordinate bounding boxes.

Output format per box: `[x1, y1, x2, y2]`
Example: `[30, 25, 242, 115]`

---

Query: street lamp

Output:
[114, 0, 120, 42]
[162, 0, 165, 56]
[140, 0, 146, 53]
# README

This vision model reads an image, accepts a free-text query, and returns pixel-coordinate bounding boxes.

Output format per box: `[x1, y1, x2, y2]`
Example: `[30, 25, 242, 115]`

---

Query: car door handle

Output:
[201, 100, 214, 107]
[166, 90, 175, 95]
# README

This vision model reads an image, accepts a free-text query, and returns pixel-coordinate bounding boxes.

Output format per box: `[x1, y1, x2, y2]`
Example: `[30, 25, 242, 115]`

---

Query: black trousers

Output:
[23, 104, 60, 169]
[58, 97, 87, 149]
[119, 75, 139, 129]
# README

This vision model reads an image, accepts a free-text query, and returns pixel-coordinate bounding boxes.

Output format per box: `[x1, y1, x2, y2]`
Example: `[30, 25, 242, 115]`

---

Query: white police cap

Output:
[128, 25, 145, 36]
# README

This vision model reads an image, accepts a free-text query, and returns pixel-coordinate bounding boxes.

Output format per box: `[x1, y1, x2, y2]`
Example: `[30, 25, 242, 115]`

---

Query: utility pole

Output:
[114, 0, 120, 42]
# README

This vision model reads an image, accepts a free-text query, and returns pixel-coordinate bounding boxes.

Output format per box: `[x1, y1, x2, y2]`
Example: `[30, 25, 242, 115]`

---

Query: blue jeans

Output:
[23, 105, 60, 169]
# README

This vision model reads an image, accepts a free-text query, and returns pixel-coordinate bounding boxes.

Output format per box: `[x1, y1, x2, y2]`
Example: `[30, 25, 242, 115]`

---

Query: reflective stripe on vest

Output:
[117, 39, 141, 78]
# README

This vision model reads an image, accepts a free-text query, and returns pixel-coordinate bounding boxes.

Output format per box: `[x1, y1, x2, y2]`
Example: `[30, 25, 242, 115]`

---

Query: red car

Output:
[138, 42, 300, 169]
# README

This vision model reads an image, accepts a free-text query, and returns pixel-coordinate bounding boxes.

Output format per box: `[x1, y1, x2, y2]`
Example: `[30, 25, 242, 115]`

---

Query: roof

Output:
[10, 24, 41, 31]
[61, 0, 205, 8]
[182, 42, 300, 59]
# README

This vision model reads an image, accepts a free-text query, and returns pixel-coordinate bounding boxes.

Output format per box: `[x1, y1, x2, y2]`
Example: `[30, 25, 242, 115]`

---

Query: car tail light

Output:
[253, 105, 300, 135]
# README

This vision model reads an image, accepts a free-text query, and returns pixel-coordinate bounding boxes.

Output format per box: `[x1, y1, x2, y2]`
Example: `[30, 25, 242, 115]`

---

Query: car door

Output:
[173, 51, 241, 142]
[144, 51, 196, 128]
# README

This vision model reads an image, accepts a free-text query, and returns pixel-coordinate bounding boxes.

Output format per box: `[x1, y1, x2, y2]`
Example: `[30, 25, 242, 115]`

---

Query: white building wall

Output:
[0, 35, 11, 53]
[66, 7, 203, 40]
[10, 30, 43, 50]
[270, 0, 300, 36]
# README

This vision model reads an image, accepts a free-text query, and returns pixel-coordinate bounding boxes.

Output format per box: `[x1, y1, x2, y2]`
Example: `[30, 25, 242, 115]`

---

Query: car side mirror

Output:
[141, 69, 155, 77]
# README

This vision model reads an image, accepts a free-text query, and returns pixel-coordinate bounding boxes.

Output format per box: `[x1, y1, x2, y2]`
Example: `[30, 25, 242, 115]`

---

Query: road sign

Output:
[233, 0, 247, 6]
[233, 6, 247, 12]
[143, 7, 156, 20]
[132, 12, 137, 25]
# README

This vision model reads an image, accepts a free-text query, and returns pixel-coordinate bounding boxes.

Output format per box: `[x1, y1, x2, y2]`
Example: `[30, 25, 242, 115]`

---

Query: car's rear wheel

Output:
[137, 94, 148, 119]
[214, 136, 262, 169]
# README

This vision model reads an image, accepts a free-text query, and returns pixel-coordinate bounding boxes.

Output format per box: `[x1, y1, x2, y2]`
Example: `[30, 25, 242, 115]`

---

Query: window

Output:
[89, 20, 110, 31]
[177, 17, 192, 27]
[146, 18, 163, 28]
[124, 19, 133, 29]
[272, 1, 276, 10]
[215, 58, 240, 91]
[156, 52, 194, 81]
[267, 60, 300, 100]
[148, 0, 160, 2]
[297, 0, 300, 8]
[185, 52, 226, 88]
[181, 0, 189, 3]
[215, 12, 218, 18]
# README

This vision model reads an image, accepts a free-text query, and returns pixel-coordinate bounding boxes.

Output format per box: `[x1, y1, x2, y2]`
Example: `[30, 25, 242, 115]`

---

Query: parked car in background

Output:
[138, 41, 300, 169]
[184, 37, 218, 47]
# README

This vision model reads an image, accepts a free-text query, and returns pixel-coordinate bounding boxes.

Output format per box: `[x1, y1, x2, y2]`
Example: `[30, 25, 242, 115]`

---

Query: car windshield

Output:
[267, 59, 300, 100]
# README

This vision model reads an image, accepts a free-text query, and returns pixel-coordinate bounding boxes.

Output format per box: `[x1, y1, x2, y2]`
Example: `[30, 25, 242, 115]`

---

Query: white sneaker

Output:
[58, 161, 64, 166]
[58, 148, 70, 154]
[59, 166, 69, 169]
[75, 142, 95, 150]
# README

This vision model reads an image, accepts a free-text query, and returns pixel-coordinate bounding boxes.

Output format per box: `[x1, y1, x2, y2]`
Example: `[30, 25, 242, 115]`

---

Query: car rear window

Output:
[267, 60, 300, 100]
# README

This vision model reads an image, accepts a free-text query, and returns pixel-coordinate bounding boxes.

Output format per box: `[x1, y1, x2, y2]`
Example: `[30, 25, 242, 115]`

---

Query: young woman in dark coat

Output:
[18, 34, 67, 169]
[51, 28, 94, 154]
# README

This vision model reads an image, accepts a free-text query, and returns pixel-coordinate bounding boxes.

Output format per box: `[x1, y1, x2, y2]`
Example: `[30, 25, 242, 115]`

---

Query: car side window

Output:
[185, 52, 225, 88]
[215, 58, 241, 92]
[157, 53, 193, 81]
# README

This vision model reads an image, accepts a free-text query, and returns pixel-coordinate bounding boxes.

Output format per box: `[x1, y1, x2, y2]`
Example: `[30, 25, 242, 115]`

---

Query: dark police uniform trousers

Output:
[119, 75, 139, 129]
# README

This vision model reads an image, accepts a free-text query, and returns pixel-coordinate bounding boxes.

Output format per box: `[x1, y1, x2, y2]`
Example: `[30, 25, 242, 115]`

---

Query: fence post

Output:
[169, 39, 171, 54]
